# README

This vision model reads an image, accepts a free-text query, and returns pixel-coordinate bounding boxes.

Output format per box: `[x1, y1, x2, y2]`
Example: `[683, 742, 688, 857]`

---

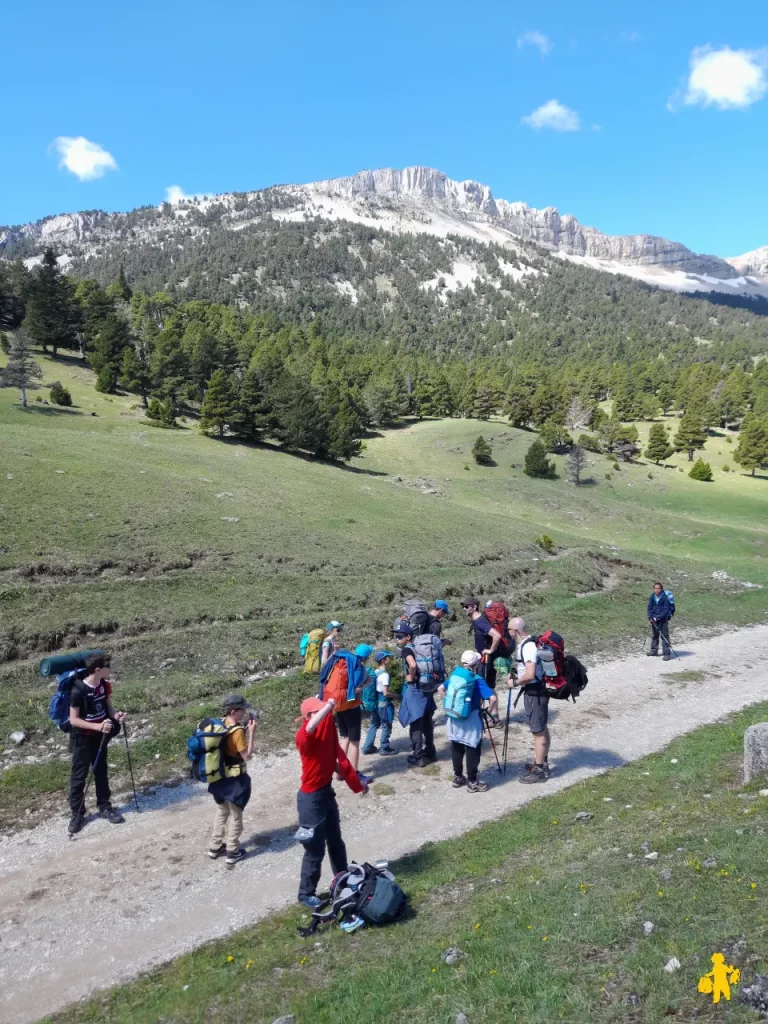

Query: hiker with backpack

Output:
[295, 694, 368, 910]
[206, 694, 257, 865]
[507, 617, 551, 784]
[67, 652, 126, 835]
[647, 582, 674, 661]
[460, 596, 512, 725]
[300, 628, 326, 674]
[393, 623, 443, 768]
[439, 650, 493, 793]
[319, 643, 373, 783]
[321, 621, 344, 668]
[396, 598, 452, 642]
[361, 650, 397, 756]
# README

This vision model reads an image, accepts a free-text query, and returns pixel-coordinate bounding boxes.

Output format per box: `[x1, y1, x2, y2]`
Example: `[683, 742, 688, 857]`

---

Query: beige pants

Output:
[211, 800, 244, 853]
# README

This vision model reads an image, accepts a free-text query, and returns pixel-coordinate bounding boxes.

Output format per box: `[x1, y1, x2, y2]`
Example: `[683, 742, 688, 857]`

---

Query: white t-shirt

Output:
[376, 670, 390, 694]
[514, 636, 540, 681]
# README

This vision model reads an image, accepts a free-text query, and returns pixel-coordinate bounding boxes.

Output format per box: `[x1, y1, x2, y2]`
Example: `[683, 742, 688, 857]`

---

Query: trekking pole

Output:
[501, 686, 512, 776]
[482, 711, 502, 773]
[122, 721, 140, 813]
[71, 731, 109, 839]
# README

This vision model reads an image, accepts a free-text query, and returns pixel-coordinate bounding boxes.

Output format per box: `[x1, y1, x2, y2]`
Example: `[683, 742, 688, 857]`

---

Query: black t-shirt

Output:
[471, 616, 493, 654]
[425, 615, 442, 637]
[401, 644, 419, 683]
[70, 679, 111, 729]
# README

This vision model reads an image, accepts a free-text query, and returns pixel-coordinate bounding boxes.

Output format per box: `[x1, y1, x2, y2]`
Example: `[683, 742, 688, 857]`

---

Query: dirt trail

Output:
[3, 625, 768, 1024]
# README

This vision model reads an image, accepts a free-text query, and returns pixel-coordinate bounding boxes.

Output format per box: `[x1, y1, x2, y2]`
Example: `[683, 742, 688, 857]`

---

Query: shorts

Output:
[335, 706, 362, 743]
[523, 690, 549, 734]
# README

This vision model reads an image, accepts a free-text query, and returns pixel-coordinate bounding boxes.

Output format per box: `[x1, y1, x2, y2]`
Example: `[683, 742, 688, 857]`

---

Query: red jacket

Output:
[296, 713, 363, 794]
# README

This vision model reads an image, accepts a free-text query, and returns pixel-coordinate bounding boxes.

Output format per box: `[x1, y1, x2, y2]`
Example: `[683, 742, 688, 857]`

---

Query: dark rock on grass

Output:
[441, 947, 467, 966]
[741, 975, 768, 1015]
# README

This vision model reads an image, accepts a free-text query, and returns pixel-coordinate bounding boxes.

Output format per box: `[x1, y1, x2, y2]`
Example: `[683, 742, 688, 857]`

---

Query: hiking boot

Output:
[225, 848, 247, 866]
[340, 914, 365, 933]
[379, 746, 397, 756]
[361, 746, 378, 755]
[488, 715, 504, 730]
[99, 806, 125, 824]
[298, 894, 324, 910]
[646, 651, 658, 657]
[409, 756, 432, 769]
[358, 771, 374, 787]
[467, 780, 489, 793]
[452, 774, 468, 788]
[662, 655, 671, 661]
[424, 751, 438, 763]
[519, 765, 549, 784]
[406, 754, 421, 765]
[524, 761, 551, 778]
[68, 812, 85, 836]
[208, 844, 226, 859]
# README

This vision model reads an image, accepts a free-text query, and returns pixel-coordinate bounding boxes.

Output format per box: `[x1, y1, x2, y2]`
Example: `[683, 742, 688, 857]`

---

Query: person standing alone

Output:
[647, 582, 673, 661]
[208, 694, 257, 866]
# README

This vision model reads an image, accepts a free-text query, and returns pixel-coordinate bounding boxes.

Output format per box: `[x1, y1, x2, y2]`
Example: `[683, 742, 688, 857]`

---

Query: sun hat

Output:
[460, 650, 482, 667]
[222, 693, 253, 711]
[327, 620, 344, 631]
[298, 696, 326, 719]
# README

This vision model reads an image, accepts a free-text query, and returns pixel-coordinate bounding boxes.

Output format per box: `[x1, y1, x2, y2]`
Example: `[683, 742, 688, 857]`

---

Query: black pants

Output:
[650, 619, 671, 657]
[451, 740, 482, 782]
[69, 723, 119, 815]
[410, 708, 436, 760]
[296, 784, 348, 898]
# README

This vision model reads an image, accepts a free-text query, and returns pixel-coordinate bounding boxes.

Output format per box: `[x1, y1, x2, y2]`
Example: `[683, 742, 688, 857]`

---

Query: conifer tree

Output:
[472, 435, 493, 465]
[200, 369, 238, 438]
[119, 345, 151, 407]
[0, 331, 42, 407]
[734, 417, 768, 477]
[674, 412, 707, 461]
[106, 265, 132, 303]
[328, 398, 364, 462]
[91, 312, 132, 392]
[524, 439, 556, 479]
[689, 458, 713, 481]
[567, 444, 588, 485]
[22, 249, 81, 357]
[644, 422, 674, 464]
[233, 367, 273, 440]
[271, 374, 330, 456]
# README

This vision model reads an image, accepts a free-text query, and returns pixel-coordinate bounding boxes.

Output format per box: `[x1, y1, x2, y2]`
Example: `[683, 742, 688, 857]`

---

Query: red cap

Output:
[298, 696, 326, 720]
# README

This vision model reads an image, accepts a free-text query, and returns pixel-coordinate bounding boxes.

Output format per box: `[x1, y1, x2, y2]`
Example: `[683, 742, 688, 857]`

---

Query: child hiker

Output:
[208, 694, 257, 866]
[439, 650, 492, 793]
[361, 650, 396, 756]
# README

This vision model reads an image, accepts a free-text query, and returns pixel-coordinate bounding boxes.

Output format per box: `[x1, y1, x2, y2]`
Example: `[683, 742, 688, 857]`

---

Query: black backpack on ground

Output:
[298, 861, 406, 936]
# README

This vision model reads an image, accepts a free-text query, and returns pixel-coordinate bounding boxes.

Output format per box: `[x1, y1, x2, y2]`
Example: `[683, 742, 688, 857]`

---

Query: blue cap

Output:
[434, 599, 450, 613]
[375, 649, 393, 663]
[355, 644, 374, 659]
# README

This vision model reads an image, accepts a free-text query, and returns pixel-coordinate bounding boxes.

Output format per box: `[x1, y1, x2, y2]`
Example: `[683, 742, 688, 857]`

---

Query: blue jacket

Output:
[647, 591, 672, 621]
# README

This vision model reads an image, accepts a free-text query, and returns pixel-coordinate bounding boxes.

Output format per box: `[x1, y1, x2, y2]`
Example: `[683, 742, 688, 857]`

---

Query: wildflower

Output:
[552, 820, 558, 825]
[542, 936, 549, 942]
[226, 955, 234, 963]
[658, 890, 664, 896]
[245, 960, 253, 970]
[475, 923, 481, 930]
[751, 883, 758, 889]
[490, 969, 497, 975]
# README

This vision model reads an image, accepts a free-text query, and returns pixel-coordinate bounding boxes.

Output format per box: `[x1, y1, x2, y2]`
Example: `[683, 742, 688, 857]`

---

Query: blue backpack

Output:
[665, 590, 676, 617]
[361, 668, 379, 713]
[443, 667, 478, 720]
[48, 670, 86, 732]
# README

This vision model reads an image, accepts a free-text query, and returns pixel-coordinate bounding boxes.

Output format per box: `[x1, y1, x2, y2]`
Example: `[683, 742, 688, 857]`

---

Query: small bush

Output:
[612, 462, 620, 471]
[472, 435, 494, 465]
[679, 467, 685, 473]
[577, 432, 602, 453]
[95, 365, 118, 394]
[725, 435, 733, 444]
[605, 473, 612, 480]
[723, 464, 731, 473]
[464, 463, 470, 471]
[689, 458, 713, 482]
[49, 381, 72, 406]
[647, 472, 654, 480]
[535, 534, 555, 554]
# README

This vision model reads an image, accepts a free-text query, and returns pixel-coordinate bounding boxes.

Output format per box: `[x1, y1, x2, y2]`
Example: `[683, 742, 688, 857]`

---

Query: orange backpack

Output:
[323, 657, 360, 713]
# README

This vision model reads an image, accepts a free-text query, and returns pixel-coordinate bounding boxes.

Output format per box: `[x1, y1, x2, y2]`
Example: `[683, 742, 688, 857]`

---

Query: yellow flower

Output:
[542, 936, 549, 942]
[751, 882, 758, 889]
[431, 968, 436, 973]
[527, 924, 532, 929]
[475, 923, 481, 930]
[552, 820, 558, 825]
[489, 969, 497, 975]
[226, 955, 234, 963]
[245, 960, 253, 970]
[658, 890, 664, 896]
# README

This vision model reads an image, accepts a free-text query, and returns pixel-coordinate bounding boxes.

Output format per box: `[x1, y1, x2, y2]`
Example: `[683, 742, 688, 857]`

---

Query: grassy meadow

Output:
[0, 351, 767, 824]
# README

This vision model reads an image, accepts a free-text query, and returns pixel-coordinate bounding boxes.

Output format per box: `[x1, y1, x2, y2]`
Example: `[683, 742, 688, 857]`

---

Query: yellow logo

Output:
[697, 953, 741, 1003]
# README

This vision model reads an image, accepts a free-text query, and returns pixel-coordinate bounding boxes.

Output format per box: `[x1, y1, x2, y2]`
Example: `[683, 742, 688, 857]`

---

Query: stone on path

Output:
[744, 723, 768, 783]
[10, 731, 27, 746]
[643, 921, 655, 936]
[664, 957, 681, 973]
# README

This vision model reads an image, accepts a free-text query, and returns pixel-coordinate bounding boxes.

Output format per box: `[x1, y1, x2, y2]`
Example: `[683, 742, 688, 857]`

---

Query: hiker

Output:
[68, 652, 126, 835]
[295, 695, 367, 909]
[507, 617, 551, 783]
[208, 694, 257, 865]
[394, 624, 437, 767]
[427, 599, 453, 644]
[460, 596, 505, 722]
[647, 582, 672, 661]
[361, 650, 396, 756]
[321, 620, 344, 668]
[319, 643, 374, 784]
[439, 650, 492, 792]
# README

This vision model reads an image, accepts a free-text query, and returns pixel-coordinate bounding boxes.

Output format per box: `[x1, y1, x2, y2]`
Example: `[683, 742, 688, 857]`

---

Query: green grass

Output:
[1, 351, 767, 823]
[47, 702, 768, 1024]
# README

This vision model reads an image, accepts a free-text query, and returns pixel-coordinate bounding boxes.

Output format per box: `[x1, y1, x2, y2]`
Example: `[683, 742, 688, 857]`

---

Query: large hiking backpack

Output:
[443, 668, 477, 720]
[561, 654, 589, 702]
[187, 718, 244, 784]
[298, 861, 406, 936]
[531, 630, 566, 696]
[401, 599, 430, 636]
[484, 601, 514, 654]
[319, 650, 363, 712]
[300, 628, 325, 674]
[665, 590, 676, 617]
[411, 633, 445, 693]
[48, 670, 86, 732]
[361, 668, 379, 713]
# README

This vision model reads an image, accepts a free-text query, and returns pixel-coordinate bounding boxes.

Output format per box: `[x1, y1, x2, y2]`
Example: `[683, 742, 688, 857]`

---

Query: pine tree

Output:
[524, 439, 556, 479]
[644, 422, 674, 464]
[473, 385, 495, 421]
[0, 331, 43, 407]
[200, 369, 238, 438]
[90, 312, 132, 392]
[22, 249, 81, 357]
[567, 444, 588, 485]
[689, 458, 713, 481]
[674, 412, 707, 461]
[328, 398, 365, 462]
[271, 375, 330, 456]
[734, 417, 768, 477]
[106, 265, 132, 303]
[0, 261, 26, 331]
[539, 419, 573, 453]
[119, 345, 151, 407]
[472, 435, 494, 465]
[233, 367, 273, 440]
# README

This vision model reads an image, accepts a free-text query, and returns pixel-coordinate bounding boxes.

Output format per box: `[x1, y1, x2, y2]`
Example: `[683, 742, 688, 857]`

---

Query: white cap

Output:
[461, 650, 482, 667]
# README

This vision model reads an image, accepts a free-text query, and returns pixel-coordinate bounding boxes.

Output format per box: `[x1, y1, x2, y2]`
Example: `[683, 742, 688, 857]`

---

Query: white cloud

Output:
[591, 123, 602, 131]
[678, 45, 768, 110]
[164, 185, 212, 204]
[51, 136, 117, 181]
[619, 30, 641, 43]
[517, 30, 552, 56]
[522, 99, 581, 132]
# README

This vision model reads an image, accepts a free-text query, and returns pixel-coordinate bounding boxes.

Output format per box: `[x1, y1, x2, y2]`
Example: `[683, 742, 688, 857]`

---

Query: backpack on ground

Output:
[300, 628, 325, 674]
[443, 668, 477, 720]
[187, 718, 244, 784]
[298, 861, 406, 937]
[48, 670, 86, 732]
[484, 601, 513, 654]
[665, 590, 676, 617]
[361, 669, 379, 713]
[402, 599, 429, 636]
[411, 633, 445, 693]
[319, 650, 364, 712]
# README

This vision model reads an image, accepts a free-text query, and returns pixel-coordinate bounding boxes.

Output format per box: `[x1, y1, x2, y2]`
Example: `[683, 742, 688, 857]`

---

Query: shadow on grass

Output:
[213, 434, 389, 477]
[19, 404, 83, 417]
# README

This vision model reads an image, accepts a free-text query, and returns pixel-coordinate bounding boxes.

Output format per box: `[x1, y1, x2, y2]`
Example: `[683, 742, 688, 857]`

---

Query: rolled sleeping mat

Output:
[39, 649, 105, 678]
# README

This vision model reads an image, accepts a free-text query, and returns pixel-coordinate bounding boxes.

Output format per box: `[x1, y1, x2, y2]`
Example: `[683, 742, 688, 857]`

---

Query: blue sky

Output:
[3, 0, 768, 257]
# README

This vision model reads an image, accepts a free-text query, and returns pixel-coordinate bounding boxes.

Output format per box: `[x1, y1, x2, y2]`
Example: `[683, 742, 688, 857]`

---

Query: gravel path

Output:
[2, 625, 768, 1024]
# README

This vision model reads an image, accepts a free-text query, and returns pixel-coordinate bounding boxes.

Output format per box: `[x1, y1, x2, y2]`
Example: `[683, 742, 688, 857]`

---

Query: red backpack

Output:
[533, 630, 566, 697]
[484, 601, 513, 654]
